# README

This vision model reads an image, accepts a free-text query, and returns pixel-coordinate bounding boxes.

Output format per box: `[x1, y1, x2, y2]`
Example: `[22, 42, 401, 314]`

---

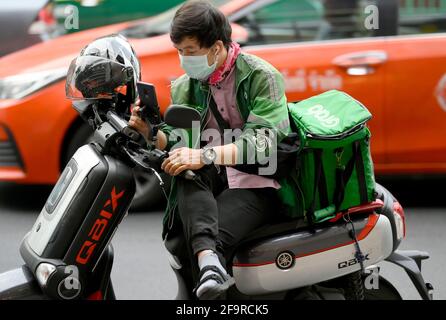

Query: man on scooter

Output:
[129, 0, 291, 300]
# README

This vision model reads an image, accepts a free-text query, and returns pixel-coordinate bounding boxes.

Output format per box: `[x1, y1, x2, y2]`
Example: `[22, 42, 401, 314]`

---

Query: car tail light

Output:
[393, 201, 406, 239]
[28, 2, 56, 36]
[39, 3, 56, 25]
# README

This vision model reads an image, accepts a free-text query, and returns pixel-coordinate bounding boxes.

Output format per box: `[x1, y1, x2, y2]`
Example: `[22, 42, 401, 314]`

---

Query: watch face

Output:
[204, 148, 216, 163]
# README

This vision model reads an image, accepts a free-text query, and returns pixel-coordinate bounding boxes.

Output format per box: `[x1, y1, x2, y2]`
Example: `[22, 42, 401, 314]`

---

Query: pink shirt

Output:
[205, 66, 281, 190]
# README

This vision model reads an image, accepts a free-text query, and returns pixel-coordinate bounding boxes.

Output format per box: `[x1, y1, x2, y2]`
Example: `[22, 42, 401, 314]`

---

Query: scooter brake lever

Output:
[122, 146, 152, 170]
[124, 147, 167, 188]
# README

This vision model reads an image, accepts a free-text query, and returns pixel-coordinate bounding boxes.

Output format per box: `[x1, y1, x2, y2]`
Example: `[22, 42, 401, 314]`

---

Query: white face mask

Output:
[179, 48, 218, 81]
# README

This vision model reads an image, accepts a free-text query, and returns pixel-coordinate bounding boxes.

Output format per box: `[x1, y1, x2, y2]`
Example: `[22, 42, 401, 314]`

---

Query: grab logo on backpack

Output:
[306, 104, 340, 128]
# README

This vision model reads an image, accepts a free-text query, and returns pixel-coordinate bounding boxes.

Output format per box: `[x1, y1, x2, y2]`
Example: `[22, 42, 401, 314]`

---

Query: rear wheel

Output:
[286, 285, 346, 300]
[315, 272, 403, 300]
[339, 272, 403, 300]
[364, 276, 402, 300]
[62, 123, 170, 211]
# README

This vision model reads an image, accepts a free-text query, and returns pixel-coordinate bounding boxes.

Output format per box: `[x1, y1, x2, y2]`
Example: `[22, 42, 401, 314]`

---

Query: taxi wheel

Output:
[62, 123, 169, 211]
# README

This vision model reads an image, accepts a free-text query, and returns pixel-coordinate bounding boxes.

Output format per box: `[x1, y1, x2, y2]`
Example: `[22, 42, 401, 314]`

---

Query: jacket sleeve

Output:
[233, 67, 291, 166]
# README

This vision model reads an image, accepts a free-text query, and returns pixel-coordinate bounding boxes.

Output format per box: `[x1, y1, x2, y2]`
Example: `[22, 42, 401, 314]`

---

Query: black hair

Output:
[170, 0, 232, 49]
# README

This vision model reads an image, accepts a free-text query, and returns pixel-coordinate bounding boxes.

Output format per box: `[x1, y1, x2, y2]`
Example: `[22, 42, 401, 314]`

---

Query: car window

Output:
[122, 0, 231, 38]
[234, 0, 377, 46]
[398, 0, 446, 35]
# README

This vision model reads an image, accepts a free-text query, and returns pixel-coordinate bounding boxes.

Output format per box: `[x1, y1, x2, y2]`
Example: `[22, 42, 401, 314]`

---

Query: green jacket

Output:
[160, 52, 292, 239]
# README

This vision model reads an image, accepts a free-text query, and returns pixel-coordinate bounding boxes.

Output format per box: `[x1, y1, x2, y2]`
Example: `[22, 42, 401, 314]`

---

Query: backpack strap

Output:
[307, 149, 327, 228]
[207, 93, 230, 132]
[317, 156, 329, 209]
[334, 140, 362, 212]
[355, 142, 369, 204]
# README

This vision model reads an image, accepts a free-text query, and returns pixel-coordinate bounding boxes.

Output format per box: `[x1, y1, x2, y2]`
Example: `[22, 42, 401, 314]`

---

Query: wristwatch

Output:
[201, 147, 217, 165]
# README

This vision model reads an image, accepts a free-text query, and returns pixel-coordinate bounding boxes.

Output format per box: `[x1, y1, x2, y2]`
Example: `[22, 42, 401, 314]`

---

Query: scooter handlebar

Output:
[126, 147, 197, 180]
[105, 110, 197, 181]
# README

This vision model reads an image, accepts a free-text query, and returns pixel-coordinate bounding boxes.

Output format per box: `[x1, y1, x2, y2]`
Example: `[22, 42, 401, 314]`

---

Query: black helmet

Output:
[66, 34, 141, 116]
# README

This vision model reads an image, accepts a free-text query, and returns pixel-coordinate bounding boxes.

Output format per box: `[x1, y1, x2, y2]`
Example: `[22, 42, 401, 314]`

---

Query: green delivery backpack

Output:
[284, 90, 376, 224]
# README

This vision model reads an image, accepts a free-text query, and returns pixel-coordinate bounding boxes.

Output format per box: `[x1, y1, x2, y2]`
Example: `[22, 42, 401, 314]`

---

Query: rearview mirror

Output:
[164, 105, 201, 129]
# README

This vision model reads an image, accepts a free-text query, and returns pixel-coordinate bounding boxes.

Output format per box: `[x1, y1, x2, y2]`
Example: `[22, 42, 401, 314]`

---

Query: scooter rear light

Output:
[393, 201, 406, 239]
[35, 263, 56, 287]
[87, 290, 103, 300]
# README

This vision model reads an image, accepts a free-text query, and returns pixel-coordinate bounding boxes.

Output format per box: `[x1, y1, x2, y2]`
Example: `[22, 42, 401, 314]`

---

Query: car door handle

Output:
[333, 50, 388, 76]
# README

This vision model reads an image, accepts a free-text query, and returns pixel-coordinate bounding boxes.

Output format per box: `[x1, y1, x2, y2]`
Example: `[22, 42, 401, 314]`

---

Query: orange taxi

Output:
[0, 0, 445, 208]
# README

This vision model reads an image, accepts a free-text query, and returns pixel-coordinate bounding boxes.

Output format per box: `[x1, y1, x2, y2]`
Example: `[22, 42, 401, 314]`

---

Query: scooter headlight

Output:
[35, 263, 56, 287]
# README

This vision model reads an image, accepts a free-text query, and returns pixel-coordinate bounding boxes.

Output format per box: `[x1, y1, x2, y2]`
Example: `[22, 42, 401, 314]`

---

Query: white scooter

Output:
[0, 98, 434, 300]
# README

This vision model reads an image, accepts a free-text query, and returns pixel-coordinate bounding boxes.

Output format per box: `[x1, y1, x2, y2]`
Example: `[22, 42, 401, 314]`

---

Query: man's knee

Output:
[216, 228, 244, 253]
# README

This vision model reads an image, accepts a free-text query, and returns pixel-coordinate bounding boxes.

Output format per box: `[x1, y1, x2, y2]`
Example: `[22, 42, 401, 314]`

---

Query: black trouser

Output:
[174, 164, 279, 274]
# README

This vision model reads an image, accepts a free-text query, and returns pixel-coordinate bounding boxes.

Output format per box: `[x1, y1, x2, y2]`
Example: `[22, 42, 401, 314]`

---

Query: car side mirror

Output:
[164, 105, 201, 129]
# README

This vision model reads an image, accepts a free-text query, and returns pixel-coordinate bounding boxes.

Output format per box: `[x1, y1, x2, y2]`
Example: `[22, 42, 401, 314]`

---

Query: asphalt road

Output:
[0, 178, 444, 300]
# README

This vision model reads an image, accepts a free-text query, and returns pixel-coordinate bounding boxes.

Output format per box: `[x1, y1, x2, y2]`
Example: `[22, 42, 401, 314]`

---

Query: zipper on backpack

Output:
[305, 122, 368, 140]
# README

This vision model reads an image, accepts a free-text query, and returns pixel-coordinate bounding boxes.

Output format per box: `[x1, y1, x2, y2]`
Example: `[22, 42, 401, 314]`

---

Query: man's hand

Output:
[128, 99, 150, 140]
[161, 147, 205, 176]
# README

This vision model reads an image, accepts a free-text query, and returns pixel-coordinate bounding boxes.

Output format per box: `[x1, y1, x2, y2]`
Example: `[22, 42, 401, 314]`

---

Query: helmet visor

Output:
[65, 55, 134, 100]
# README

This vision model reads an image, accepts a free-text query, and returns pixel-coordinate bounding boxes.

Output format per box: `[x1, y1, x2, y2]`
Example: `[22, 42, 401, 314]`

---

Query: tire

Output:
[364, 276, 402, 300]
[286, 285, 346, 300]
[62, 122, 95, 167]
[63, 123, 170, 211]
[316, 272, 403, 300]
[287, 277, 402, 300]
[374, 0, 399, 37]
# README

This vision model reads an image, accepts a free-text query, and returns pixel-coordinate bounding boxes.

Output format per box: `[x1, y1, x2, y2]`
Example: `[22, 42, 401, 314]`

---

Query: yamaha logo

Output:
[276, 251, 295, 270]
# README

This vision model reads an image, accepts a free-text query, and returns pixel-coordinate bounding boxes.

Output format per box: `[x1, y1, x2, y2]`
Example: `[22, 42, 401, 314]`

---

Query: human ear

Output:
[214, 40, 224, 56]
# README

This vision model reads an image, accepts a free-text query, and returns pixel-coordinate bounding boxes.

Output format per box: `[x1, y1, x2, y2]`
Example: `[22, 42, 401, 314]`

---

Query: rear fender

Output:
[385, 250, 433, 300]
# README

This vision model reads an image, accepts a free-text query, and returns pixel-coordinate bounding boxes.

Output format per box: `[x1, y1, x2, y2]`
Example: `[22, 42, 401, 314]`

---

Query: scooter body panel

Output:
[0, 143, 427, 301]
[19, 144, 135, 299]
[232, 214, 393, 295]
[26, 145, 106, 258]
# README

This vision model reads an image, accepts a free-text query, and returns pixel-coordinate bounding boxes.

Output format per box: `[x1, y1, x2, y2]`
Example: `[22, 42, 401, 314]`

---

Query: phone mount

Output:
[136, 82, 162, 146]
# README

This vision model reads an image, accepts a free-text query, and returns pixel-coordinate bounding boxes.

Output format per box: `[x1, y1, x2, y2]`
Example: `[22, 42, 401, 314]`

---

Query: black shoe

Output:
[193, 265, 235, 300]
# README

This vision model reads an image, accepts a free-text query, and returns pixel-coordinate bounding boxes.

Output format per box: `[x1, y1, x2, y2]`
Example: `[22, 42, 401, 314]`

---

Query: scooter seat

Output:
[239, 200, 383, 246]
